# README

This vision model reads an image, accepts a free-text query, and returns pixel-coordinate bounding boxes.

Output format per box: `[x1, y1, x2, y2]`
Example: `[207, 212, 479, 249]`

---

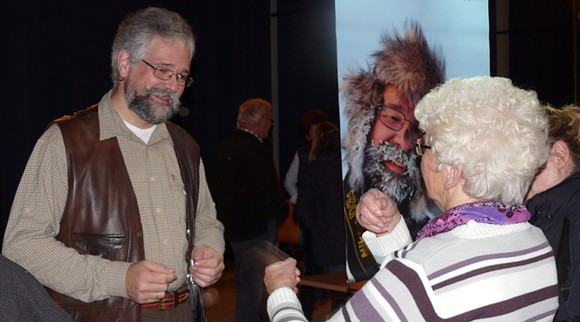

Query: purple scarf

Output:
[416, 200, 530, 240]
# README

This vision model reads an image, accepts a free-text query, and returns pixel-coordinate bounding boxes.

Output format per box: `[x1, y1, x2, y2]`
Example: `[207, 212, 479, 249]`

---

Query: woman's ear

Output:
[444, 165, 463, 190]
[551, 140, 571, 171]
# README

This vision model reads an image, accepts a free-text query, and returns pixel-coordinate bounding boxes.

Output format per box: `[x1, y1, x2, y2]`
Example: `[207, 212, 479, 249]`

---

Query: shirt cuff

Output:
[267, 288, 303, 320]
[363, 218, 413, 266]
[104, 260, 132, 298]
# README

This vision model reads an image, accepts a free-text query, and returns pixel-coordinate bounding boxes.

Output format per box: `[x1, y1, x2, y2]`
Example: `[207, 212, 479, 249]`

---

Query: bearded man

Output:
[342, 21, 445, 281]
[2, 7, 225, 322]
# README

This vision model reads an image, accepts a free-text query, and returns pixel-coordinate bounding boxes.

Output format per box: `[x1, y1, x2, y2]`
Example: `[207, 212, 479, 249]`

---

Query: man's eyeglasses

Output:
[375, 104, 418, 132]
[415, 137, 431, 156]
[141, 59, 194, 87]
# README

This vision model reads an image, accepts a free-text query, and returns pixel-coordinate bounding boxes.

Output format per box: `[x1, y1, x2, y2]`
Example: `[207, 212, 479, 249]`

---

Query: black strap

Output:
[344, 189, 379, 282]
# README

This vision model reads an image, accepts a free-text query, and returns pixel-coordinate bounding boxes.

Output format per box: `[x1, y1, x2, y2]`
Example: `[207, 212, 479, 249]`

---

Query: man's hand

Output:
[357, 188, 402, 235]
[264, 258, 301, 294]
[126, 260, 177, 304]
[189, 245, 225, 287]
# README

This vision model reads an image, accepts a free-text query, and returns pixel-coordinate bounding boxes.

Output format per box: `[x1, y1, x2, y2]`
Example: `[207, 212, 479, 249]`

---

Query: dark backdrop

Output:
[0, 0, 576, 246]
[507, 0, 576, 106]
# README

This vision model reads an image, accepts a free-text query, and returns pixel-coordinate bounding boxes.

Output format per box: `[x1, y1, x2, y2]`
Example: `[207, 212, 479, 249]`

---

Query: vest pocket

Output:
[72, 234, 125, 258]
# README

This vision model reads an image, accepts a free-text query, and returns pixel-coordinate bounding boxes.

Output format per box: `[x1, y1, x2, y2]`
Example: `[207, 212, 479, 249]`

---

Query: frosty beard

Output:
[362, 141, 421, 204]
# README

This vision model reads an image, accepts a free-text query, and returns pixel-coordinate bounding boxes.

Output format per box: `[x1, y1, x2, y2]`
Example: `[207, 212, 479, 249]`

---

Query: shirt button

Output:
[150, 176, 156, 182]
[163, 239, 169, 245]
[156, 208, 162, 214]
[24, 208, 31, 213]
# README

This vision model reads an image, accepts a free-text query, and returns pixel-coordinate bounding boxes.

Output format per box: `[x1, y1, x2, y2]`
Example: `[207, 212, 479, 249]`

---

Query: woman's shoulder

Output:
[400, 222, 549, 265]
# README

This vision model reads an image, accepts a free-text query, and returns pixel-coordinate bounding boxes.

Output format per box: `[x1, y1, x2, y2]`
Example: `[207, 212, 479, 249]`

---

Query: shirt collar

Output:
[239, 128, 263, 143]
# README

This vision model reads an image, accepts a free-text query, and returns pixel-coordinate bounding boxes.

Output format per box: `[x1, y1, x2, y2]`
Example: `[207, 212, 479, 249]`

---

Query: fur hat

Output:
[341, 21, 445, 219]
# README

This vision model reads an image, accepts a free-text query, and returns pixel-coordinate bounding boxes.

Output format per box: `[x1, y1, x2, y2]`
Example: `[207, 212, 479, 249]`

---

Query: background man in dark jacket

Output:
[211, 98, 289, 322]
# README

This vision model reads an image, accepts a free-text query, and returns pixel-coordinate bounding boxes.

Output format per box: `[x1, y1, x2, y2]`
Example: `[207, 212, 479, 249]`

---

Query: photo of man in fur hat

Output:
[342, 21, 446, 281]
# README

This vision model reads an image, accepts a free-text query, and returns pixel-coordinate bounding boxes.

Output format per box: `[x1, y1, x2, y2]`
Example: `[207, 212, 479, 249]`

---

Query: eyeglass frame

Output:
[141, 59, 194, 87]
[415, 137, 432, 156]
[375, 104, 419, 132]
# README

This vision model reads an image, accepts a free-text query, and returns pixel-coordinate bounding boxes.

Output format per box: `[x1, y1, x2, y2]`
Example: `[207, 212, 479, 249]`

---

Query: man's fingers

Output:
[153, 291, 165, 300]
[190, 259, 225, 288]
[193, 257, 219, 269]
[193, 245, 218, 259]
[193, 272, 222, 287]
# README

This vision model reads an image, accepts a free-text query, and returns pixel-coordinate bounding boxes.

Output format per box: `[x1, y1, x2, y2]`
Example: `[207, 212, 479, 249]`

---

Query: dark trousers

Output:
[299, 231, 346, 320]
[229, 220, 278, 322]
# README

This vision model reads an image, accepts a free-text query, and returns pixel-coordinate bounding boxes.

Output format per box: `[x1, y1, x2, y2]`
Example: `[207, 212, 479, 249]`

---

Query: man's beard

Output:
[125, 81, 181, 124]
[362, 141, 421, 204]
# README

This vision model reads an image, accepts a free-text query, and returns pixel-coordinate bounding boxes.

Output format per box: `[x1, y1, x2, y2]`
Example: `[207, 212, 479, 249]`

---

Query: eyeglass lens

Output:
[153, 67, 193, 87]
[142, 60, 193, 87]
[416, 137, 431, 156]
[378, 105, 406, 131]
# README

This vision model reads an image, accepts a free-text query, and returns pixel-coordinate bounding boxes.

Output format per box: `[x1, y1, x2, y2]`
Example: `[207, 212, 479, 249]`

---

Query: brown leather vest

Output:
[48, 105, 200, 322]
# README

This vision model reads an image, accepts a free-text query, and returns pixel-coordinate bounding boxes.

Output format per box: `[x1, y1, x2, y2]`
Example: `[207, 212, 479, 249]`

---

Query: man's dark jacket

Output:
[211, 129, 288, 241]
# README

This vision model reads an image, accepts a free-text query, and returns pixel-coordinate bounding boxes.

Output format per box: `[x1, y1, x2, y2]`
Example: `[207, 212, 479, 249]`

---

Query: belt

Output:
[141, 285, 190, 311]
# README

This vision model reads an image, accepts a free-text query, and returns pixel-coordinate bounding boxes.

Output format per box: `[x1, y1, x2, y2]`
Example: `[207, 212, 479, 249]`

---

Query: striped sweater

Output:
[267, 220, 559, 321]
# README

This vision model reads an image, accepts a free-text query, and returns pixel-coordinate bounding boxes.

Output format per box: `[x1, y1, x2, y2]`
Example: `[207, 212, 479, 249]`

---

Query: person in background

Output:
[284, 109, 330, 204]
[525, 104, 580, 321]
[341, 21, 445, 281]
[0, 254, 72, 322]
[293, 120, 345, 319]
[211, 98, 289, 322]
[264, 76, 559, 321]
[2, 7, 225, 322]
[282, 109, 331, 319]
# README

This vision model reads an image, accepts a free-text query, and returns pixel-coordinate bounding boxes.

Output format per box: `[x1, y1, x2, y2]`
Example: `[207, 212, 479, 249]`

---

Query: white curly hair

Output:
[415, 76, 549, 205]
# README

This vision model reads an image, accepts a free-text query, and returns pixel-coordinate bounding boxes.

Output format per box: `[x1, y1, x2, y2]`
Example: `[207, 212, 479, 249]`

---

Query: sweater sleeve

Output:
[267, 288, 308, 322]
[267, 259, 419, 322]
[362, 217, 413, 266]
[284, 152, 300, 204]
[266, 219, 412, 322]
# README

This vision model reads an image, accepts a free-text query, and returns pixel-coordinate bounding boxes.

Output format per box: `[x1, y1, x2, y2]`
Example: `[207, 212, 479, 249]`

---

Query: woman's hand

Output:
[264, 258, 301, 294]
[357, 188, 402, 235]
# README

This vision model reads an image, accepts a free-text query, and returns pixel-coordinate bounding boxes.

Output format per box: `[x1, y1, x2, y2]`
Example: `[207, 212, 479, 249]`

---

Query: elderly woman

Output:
[525, 105, 580, 321]
[264, 76, 559, 321]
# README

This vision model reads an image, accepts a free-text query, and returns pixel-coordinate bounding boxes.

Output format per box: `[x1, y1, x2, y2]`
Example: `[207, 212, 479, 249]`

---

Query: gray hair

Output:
[237, 98, 272, 128]
[110, 7, 195, 87]
[415, 76, 549, 205]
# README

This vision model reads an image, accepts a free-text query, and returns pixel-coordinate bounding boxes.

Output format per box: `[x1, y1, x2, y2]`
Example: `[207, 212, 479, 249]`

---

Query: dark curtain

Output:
[508, 0, 575, 106]
[276, 1, 340, 180]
